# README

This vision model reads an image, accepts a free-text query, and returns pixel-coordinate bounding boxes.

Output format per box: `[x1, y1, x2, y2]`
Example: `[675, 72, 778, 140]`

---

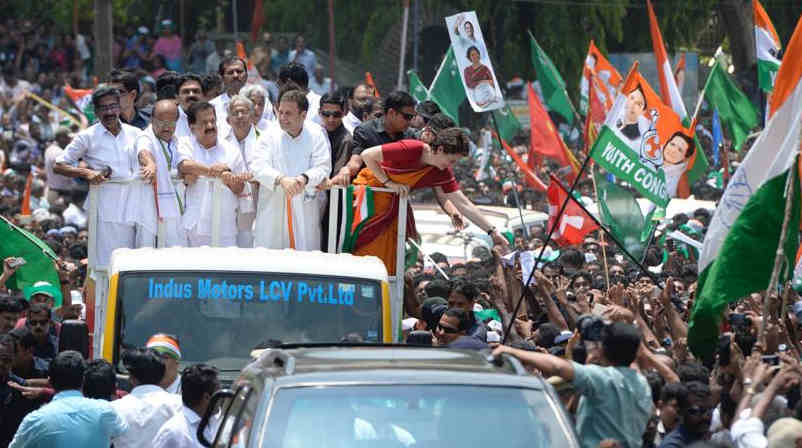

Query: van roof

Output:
[108, 247, 389, 282]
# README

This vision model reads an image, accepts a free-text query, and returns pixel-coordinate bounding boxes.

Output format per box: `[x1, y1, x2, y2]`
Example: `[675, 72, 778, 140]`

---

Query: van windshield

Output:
[116, 272, 382, 371]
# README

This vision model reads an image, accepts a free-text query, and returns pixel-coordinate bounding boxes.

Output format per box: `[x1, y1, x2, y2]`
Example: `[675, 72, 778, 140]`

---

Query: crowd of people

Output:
[1, 14, 801, 448]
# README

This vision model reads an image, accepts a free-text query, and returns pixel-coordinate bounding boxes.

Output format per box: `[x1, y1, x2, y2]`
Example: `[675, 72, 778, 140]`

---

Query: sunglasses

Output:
[29, 319, 49, 327]
[686, 406, 712, 417]
[437, 324, 459, 334]
[320, 110, 343, 118]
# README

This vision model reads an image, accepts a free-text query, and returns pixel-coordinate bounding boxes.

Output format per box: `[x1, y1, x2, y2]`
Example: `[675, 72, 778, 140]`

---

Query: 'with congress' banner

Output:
[445, 11, 504, 112]
[590, 62, 697, 207]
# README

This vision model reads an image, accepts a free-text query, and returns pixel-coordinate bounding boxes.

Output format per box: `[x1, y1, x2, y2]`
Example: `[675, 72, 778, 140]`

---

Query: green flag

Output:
[491, 104, 521, 142]
[0, 216, 60, 294]
[702, 62, 759, 151]
[407, 70, 429, 103]
[429, 47, 466, 125]
[529, 32, 575, 125]
[594, 170, 648, 261]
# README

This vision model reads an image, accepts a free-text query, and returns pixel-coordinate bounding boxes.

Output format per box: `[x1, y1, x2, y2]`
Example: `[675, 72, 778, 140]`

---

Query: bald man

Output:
[129, 99, 190, 247]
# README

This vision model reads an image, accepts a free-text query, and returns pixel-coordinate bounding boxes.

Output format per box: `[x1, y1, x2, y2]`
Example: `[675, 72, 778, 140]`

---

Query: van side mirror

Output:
[59, 319, 89, 359]
[198, 389, 235, 447]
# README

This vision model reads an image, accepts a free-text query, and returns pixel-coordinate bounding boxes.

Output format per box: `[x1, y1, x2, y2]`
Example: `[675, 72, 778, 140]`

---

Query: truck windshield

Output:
[116, 272, 382, 371]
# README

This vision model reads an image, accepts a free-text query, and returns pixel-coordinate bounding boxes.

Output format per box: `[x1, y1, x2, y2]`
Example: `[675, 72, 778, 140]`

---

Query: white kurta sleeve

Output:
[176, 137, 194, 169]
[56, 130, 90, 165]
[135, 134, 155, 159]
[302, 128, 332, 193]
[250, 134, 283, 191]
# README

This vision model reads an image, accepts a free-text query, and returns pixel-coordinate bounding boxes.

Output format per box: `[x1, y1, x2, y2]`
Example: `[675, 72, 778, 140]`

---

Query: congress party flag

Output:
[445, 11, 504, 112]
[647, 0, 688, 120]
[589, 62, 697, 207]
[579, 40, 622, 117]
[690, 15, 802, 361]
[754, 0, 782, 93]
[428, 47, 466, 125]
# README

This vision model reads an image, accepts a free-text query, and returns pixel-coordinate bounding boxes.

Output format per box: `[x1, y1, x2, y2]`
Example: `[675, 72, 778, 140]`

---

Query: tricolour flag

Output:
[689, 16, 802, 362]
[701, 61, 759, 152]
[407, 70, 429, 103]
[754, 0, 782, 93]
[64, 84, 94, 123]
[341, 185, 375, 253]
[547, 174, 599, 246]
[428, 47, 466, 125]
[647, 0, 688, 120]
[529, 31, 575, 125]
[579, 40, 622, 117]
[527, 82, 579, 180]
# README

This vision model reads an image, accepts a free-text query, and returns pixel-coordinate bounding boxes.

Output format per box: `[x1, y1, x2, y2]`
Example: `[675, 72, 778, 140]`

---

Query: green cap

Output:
[23, 281, 63, 308]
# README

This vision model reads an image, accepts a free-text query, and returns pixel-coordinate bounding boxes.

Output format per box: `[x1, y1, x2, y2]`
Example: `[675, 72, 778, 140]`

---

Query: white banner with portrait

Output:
[445, 11, 505, 112]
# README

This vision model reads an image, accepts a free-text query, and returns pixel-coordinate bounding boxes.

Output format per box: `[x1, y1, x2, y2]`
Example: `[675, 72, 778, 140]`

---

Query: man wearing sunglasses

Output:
[318, 92, 353, 251]
[434, 308, 487, 350]
[24, 304, 58, 362]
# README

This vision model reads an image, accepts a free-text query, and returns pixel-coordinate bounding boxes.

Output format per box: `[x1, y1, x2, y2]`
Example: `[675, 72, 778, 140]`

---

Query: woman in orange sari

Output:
[352, 128, 508, 274]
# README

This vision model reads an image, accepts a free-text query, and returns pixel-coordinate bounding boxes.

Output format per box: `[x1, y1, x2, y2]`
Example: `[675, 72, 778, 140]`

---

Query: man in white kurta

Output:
[131, 99, 188, 248]
[177, 102, 249, 247]
[54, 87, 140, 268]
[221, 95, 259, 248]
[250, 90, 330, 250]
[175, 74, 204, 139]
[209, 57, 247, 132]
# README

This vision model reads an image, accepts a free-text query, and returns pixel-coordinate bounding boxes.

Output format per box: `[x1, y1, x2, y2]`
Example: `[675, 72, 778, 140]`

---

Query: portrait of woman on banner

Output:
[463, 46, 499, 108]
[615, 84, 651, 151]
[661, 131, 695, 198]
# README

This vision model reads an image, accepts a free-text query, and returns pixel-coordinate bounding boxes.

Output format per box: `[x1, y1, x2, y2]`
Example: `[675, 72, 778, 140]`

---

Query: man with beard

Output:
[175, 74, 204, 139]
[55, 86, 140, 267]
[177, 101, 249, 247]
[131, 99, 187, 247]
[209, 57, 247, 130]
[251, 89, 330, 250]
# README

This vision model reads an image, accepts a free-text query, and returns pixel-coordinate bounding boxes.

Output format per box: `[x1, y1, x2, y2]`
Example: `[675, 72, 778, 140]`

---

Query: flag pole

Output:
[489, 111, 529, 238]
[502, 149, 594, 344]
[761, 154, 798, 343]
[589, 169, 611, 291]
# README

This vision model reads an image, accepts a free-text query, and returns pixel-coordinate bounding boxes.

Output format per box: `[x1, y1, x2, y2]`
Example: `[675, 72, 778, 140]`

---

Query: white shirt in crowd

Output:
[44, 144, 74, 191]
[209, 92, 232, 131]
[110, 384, 183, 448]
[178, 134, 246, 244]
[342, 111, 361, 135]
[250, 121, 331, 250]
[152, 406, 215, 448]
[175, 106, 192, 140]
[308, 76, 332, 96]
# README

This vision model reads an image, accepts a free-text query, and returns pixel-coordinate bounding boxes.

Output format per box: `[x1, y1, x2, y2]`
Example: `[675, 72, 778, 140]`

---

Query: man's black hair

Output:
[644, 371, 665, 406]
[428, 113, 455, 132]
[121, 347, 166, 385]
[9, 326, 36, 350]
[28, 303, 51, 320]
[660, 382, 689, 408]
[49, 350, 86, 392]
[429, 252, 449, 266]
[178, 73, 204, 93]
[416, 100, 440, 120]
[0, 334, 17, 354]
[382, 91, 415, 114]
[181, 363, 219, 408]
[217, 56, 247, 77]
[601, 322, 641, 366]
[83, 359, 116, 400]
[677, 362, 710, 384]
[451, 280, 479, 302]
[536, 322, 560, 348]
[444, 308, 470, 333]
[201, 73, 222, 94]
[91, 86, 121, 110]
[186, 101, 215, 125]
[680, 381, 712, 411]
[109, 69, 140, 96]
[278, 89, 309, 112]
[559, 247, 585, 272]
[320, 92, 346, 110]
[424, 279, 452, 298]
[278, 62, 309, 89]
[155, 71, 181, 100]
[0, 297, 22, 314]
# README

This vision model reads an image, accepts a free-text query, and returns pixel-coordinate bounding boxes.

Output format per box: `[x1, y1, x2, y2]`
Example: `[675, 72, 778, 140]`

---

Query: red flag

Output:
[527, 82, 580, 178]
[492, 131, 547, 192]
[21, 172, 33, 216]
[546, 174, 598, 246]
[250, 0, 265, 43]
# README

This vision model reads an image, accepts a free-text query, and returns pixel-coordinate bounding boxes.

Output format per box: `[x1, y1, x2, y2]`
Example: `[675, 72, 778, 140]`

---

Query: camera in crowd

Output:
[576, 314, 609, 342]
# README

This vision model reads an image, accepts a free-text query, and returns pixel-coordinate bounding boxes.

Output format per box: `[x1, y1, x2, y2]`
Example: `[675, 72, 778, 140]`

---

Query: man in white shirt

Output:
[44, 127, 75, 203]
[342, 83, 373, 134]
[240, 83, 275, 132]
[132, 99, 187, 248]
[288, 34, 317, 79]
[221, 95, 258, 248]
[309, 64, 332, 96]
[209, 57, 247, 131]
[152, 364, 220, 448]
[111, 348, 182, 448]
[54, 86, 140, 268]
[251, 89, 331, 250]
[177, 101, 249, 247]
[175, 74, 204, 139]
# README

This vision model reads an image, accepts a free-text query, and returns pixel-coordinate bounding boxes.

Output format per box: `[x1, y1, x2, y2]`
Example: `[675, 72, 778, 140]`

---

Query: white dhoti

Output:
[96, 222, 135, 267]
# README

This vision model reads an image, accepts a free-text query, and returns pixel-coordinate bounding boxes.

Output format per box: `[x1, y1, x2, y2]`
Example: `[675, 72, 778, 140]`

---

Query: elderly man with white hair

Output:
[220, 95, 259, 248]
[240, 84, 275, 133]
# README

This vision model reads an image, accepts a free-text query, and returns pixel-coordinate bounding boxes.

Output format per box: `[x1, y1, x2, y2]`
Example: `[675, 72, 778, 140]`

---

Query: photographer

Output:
[493, 322, 652, 448]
